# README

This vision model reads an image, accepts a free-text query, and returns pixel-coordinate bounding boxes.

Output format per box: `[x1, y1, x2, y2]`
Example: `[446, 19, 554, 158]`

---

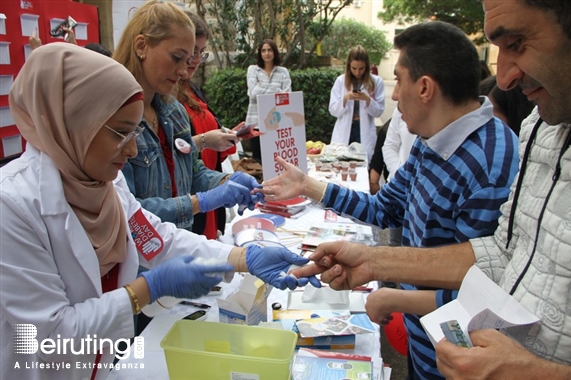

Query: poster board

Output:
[258, 91, 308, 181]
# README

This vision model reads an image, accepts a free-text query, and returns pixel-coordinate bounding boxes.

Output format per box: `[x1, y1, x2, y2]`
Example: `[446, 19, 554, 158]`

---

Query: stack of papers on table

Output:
[301, 223, 375, 253]
[420, 266, 540, 347]
[292, 348, 390, 380]
[273, 309, 357, 349]
[257, 196, 311, 218]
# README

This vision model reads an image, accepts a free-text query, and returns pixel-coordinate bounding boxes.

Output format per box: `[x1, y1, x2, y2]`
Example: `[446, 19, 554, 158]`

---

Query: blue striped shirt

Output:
[322, 98, 519, 379]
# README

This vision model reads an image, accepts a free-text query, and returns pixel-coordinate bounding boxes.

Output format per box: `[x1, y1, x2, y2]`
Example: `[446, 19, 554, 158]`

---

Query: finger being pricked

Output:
[289, 262, 327, 279]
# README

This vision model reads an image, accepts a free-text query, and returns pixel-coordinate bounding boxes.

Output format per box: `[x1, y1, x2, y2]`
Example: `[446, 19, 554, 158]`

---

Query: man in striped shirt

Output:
[259, 21, 519, 380]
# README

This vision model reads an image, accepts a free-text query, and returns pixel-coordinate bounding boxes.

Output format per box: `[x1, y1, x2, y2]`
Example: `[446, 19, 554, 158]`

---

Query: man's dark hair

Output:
[84, 43, 111, 57]
[394, 21, 480, 105]
[477, 0, 571, 38]
[525, 0, 571, 39]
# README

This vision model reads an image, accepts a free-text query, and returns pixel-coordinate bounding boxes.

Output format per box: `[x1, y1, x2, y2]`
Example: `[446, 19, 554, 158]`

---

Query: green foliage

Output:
[291, 68, 342, 141]
[379, 0, 486, 44]
[317, 18, 392, 63]
[203, 68, 342, 142]
[202, 68, 249, 128]
[191, 0, 351, 69]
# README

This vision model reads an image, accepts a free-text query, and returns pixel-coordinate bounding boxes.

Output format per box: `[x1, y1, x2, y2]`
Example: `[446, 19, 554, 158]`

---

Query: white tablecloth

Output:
[106, 165, 384, 380]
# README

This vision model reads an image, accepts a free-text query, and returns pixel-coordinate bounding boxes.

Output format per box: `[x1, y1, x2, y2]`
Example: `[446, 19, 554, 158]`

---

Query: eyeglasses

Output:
[188, 51, 209, 64]
[104, 124, 145, 149]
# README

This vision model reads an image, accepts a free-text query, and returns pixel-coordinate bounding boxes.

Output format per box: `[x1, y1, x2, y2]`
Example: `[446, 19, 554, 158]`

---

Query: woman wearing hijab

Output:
[0, 43, 315, 380]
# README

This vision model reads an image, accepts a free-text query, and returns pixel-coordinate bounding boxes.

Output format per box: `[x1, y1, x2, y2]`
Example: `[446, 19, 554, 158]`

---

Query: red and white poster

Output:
[257, 91, 308, 181]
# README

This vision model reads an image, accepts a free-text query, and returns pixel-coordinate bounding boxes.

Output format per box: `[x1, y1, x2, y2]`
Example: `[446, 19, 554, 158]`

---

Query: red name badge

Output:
[128, 208, 164, 261]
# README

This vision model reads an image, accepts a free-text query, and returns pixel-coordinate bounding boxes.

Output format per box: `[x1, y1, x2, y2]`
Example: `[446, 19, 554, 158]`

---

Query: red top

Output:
[182, 85, 236, 239]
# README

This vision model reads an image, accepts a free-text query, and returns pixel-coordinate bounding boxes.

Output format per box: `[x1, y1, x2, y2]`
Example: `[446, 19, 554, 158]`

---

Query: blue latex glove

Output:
[196, 180, 253, 213]
[229, 172, 265, 205]
[246, 246, 321, 290]
[140, 255, 233, 302]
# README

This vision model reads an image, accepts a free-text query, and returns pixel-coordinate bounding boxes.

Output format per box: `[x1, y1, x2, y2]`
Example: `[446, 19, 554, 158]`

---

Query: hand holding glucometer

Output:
[231, 123, 262, 140]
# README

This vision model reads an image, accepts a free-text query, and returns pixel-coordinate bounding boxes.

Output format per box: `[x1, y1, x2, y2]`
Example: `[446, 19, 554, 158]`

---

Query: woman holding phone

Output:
[329, 45, 385, 162]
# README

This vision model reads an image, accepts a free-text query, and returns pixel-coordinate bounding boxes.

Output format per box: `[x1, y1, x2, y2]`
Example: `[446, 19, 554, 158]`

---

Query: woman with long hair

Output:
[175, 11, 241, 240]
[245, 39, 291, 163]
[113, 0, 260, 233]
[329, 45, 385, 162]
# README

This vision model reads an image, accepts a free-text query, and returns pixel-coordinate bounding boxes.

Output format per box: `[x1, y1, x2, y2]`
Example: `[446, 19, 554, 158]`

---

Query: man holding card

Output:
[261, 20, 519, 380]
[287, 1, 571, 378]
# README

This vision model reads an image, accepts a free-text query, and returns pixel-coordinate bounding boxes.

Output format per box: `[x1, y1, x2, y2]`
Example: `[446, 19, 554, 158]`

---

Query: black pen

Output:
[181, 301, 211, 309]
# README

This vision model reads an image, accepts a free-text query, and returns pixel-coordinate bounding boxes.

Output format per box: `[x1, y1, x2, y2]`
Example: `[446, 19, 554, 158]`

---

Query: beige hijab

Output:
[9, 43, 143, 276]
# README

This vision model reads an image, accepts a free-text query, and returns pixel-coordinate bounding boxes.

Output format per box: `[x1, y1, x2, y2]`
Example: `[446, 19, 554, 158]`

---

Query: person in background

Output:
[259, 21, 519, 380]
[371, 63, 378, 75]
[291, 1, 571, 378]
[329, 45, 385, 163]
[0, 43, 315, 380]
[84, 42, 112, 57]
[382, 108, 416, 248]
[175, 10, 240, 240]
[480, 75, 534, 135]
[368, 119, 389, 196]
[114, 0, 260, 235]
[480, 59, 493, 80]
[245, 39, 291, 164]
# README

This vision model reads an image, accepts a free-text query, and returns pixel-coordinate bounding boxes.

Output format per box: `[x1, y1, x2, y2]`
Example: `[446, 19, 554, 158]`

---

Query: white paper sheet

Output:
[420, 266, 540, 346]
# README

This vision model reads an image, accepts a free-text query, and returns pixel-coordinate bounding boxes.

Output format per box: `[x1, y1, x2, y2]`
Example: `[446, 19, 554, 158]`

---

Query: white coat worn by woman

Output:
[0, 43, 315, 380]
[329, 73, 386, 162]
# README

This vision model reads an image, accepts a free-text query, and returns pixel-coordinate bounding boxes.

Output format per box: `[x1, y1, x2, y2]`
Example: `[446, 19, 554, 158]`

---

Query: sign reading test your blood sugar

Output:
[257, 92, 308, 181]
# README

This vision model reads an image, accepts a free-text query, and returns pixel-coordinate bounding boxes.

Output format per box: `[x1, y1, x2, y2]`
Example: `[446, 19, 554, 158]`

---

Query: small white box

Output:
[20, 14, 39, 37]
[0, 42, 10, 65]
[3, 135, 23, 157]
[75, 22, 88, 40]
[0, 106, 15, 127]
[0, 13, 7, 35]
[217, 274, 272, 326]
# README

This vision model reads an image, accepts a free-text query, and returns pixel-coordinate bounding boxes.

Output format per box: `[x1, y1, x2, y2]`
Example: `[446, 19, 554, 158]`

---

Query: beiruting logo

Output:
[13, 324, 144, 361]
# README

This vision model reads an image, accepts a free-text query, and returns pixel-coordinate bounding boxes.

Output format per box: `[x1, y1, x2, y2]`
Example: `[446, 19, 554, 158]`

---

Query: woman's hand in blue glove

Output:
[139, 255, 233, 303]
[229, 172, 265, 205]
[245, 245, 321, 290]
[196, 180, 253, 213]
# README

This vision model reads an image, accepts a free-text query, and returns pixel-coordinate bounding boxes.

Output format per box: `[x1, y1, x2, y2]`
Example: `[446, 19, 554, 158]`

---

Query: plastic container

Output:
[161, 320, 297, 380]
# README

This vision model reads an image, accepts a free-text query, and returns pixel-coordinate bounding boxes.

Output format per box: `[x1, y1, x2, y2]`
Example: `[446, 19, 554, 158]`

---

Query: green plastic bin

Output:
[161, 320, 297, 380]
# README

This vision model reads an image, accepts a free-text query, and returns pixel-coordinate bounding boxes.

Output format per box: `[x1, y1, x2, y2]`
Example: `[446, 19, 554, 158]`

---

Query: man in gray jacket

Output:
[292, 1, 571, 378]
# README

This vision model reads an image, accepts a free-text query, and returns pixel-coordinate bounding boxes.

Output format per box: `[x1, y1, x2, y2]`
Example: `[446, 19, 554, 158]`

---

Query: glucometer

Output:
[182, 310, 207, 321]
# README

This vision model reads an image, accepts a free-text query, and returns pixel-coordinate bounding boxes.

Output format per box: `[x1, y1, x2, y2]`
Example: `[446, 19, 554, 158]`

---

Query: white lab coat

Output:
[0, 146, 232, 380]
[329, 74, 386, 161]
[381, 108, 417, 181]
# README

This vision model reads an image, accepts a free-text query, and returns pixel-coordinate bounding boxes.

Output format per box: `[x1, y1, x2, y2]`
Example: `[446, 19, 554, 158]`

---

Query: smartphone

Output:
[352, 89, 361, 93]
[235, 124, 256, 137]
[208, 286, 222, 296]
[182, 310, 207, 321]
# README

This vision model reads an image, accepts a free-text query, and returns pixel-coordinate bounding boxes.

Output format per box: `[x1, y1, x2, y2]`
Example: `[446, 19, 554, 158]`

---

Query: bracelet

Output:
[201, 133, 207, 150]
[239, 248, 246, 273]
[124, 284, 141, 315]
[219, 174, 231, 185]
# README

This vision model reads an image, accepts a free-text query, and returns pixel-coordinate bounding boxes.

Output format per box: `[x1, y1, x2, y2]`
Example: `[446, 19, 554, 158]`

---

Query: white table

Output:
[107, 166, 385, 380]
[106, 276, 380, 380]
